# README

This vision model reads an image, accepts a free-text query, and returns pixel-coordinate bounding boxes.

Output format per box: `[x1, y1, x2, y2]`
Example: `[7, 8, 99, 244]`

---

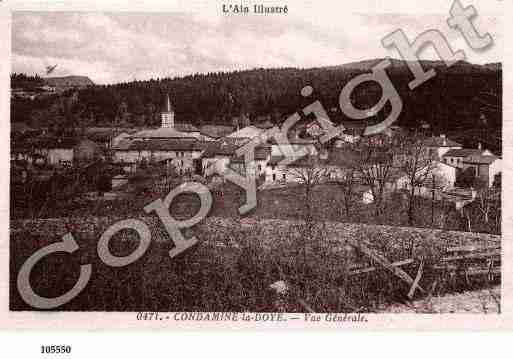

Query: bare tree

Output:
[285, 156, 329, 224]
[283, 155, 329, 299]
[474, 179, 500, 225]
[335, 168, 357, 219]
[354, 135, 395, 218]
[395, 133, 437, 226]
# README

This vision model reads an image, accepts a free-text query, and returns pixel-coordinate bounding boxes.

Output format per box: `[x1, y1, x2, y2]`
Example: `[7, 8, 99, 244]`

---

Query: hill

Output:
[11, 59, 501, 152]
[44, 75, 94, 90]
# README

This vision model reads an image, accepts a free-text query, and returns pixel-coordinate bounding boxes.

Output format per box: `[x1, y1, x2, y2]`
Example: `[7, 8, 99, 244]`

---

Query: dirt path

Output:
[380, 286, 500, 313]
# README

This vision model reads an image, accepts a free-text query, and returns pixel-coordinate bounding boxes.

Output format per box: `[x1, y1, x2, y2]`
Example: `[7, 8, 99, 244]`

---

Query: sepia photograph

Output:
[7, 1, 503, 320]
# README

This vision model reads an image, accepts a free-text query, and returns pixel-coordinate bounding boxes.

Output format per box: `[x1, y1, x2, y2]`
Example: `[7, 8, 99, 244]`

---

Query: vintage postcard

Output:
[0, 0, 511, 332]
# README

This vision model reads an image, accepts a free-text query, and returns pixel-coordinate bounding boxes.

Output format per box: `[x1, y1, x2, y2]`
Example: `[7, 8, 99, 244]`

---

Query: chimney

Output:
[440, 134, 446, 146]
[478, 142, 482, 150]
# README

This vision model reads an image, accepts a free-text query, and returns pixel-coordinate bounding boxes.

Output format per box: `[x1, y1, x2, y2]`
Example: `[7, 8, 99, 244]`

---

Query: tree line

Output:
[11, 60, 501, 153]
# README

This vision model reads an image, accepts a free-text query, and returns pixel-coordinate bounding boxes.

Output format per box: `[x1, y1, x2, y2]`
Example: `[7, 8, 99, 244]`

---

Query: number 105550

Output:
[41, 345, 71, 354]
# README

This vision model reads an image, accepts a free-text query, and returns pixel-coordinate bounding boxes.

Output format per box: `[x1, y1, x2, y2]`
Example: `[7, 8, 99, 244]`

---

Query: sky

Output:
[11, 5, 503, 85]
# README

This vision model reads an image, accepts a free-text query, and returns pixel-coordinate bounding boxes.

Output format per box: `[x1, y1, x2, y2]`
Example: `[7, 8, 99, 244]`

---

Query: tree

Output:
[283, 153, 329, 299]
[396, 133, 436, 225]
[335, 168, 357, 219]
[285, 156, 329, 224]
[354, 135, 395, 218]
[474, 179, 499, 225]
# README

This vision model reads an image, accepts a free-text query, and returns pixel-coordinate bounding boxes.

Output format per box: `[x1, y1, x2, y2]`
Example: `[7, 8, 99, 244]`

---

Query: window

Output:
[272, 173, 276, 181]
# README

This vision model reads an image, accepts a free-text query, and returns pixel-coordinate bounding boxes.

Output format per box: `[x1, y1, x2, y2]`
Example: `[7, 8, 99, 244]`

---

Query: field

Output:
[13, 180, 484, 234]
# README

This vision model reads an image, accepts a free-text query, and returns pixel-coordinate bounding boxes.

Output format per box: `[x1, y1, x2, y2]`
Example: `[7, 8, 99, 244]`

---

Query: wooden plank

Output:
[446, 244, 500, 253]
[408, 260, 424, 299]
[346, 239, 425, 294]
[442, 249, 500, 262]
[349, 259, 414, 275]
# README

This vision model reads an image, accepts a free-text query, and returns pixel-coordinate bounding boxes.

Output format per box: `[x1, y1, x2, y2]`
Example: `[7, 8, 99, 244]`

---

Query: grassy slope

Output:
[10, 215, 499, 312]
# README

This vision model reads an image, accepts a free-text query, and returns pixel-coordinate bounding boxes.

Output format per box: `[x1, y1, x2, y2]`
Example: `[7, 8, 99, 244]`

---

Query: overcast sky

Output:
[12, 7, 502, 84]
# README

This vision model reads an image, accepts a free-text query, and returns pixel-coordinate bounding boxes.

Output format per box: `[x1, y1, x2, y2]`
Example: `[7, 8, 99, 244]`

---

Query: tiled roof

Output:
[175, 123, 199, 132]
[443, 148, 484, 157]
[115, 139, 206, 152]
[423, 136, 461, 148]
[131, 127, 198, 139]
[202, 138, 246, 158]
[268, 154, 320, 167]
[227, 125, 265, 139]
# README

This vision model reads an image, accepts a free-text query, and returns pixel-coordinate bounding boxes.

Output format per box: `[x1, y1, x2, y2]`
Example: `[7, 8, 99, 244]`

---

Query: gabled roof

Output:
[202, 138, 245, 158]
[423, 136, 461, 148]
[462, 154, 499, 164]
[443, 148, 485, 158]
[227, 125, 265, 139]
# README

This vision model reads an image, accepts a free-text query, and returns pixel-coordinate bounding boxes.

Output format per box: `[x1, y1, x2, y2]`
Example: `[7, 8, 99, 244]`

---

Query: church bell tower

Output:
[161, 93, 175, 128]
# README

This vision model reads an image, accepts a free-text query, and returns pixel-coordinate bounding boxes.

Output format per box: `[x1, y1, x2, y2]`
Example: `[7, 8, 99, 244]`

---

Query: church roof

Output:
[131, 127, 198, 140]
[115, 139, 207, 152]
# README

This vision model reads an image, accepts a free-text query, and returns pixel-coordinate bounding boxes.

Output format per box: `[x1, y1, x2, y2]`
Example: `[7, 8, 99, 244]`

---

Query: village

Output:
[11, 92, 501, 234]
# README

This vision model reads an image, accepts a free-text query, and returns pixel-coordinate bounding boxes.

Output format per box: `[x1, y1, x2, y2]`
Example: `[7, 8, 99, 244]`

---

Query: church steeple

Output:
[165, 93, 173, 113]
[161, 93, 175, 128]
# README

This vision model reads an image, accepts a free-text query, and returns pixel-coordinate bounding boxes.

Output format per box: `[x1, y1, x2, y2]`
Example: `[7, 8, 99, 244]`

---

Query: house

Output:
[201, 138, 246, 177]
[441, 143, 501, 187]
[422, 134, 462, 159]
[85, 127, 134, 150]
[113, 138, 206, 175]
[462, 153, 501, 188]
[441, 145, 493, 169]
[229, 145, 271, 178]
[28, 137, 76, 167]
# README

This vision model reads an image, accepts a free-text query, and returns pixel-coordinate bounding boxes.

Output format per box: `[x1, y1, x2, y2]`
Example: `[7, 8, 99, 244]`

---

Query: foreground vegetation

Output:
[10, 216, 500, 312]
